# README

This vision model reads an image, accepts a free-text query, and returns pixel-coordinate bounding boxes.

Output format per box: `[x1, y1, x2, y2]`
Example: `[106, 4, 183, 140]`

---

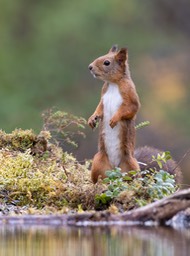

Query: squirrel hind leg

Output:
[91, 152, 112, 183]
[120, 156, 140, 173]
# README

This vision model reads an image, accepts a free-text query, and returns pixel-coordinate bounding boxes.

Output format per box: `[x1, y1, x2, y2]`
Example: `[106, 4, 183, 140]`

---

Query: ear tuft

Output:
[109, 44, 118, 53]
[115, 47, 128, 65]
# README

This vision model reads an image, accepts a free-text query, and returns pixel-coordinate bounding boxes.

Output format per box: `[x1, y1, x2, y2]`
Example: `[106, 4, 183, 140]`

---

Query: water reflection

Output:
[0, 224, 189, 256]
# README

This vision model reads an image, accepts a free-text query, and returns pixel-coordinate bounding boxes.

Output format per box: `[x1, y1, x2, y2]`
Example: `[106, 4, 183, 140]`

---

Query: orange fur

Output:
[88, 46, 140, 183]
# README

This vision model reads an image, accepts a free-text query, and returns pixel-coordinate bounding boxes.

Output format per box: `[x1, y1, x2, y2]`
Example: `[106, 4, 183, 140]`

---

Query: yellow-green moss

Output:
[0, 129, 105, 214]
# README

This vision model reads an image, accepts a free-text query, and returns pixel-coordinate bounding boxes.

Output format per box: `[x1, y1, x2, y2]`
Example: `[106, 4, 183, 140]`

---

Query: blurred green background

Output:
[0, 0, 190, 182]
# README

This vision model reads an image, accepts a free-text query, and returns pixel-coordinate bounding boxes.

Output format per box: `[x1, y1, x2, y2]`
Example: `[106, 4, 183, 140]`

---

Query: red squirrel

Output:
[88, 45, 182, 184]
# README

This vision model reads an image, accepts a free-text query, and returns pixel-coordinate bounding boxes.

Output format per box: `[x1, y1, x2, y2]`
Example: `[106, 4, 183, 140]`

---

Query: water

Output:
[0, 225, 189, 256]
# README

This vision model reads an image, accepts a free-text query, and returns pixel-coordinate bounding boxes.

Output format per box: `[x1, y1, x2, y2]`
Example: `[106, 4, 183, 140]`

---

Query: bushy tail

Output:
[134, 146, 182, 184]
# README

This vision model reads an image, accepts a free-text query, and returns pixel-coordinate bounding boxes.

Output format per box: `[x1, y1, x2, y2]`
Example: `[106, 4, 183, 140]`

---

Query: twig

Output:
[173, 148, 190, 173]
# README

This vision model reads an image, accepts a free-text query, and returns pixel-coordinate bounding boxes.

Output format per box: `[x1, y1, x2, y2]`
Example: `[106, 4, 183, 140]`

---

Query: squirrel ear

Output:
[109, 45, 118, 53]
[116, 48, 128, 63]
[115, 47, 128, 65]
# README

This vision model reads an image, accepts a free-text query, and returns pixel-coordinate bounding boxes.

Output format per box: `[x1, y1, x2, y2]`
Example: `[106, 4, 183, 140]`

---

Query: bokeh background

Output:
[1, 0, 190, 182]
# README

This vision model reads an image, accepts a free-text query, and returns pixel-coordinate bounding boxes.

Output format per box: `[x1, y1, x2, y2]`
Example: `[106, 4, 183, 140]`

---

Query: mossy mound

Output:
[0, 129, 105, 215]
[0, 126, 179, 216]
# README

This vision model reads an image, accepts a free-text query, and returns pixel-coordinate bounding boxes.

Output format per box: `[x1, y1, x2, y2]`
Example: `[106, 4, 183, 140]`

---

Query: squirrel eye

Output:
[103, 60, 110, 66]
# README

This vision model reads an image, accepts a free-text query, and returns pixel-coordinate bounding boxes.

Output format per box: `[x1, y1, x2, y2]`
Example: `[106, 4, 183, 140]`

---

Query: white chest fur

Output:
[102, 83, 123, 167]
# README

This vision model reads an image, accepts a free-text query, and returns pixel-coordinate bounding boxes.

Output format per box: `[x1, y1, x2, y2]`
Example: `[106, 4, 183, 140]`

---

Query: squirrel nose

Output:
[88, 65, 93, 71]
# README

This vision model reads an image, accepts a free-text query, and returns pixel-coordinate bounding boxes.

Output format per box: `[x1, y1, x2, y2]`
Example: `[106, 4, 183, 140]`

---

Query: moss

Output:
[0, 120, 179, 216]
[0, 129, 105, 214]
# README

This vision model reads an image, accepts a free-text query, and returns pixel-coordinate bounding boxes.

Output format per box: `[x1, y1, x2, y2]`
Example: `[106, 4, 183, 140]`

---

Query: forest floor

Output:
[0, 113, 188, 227]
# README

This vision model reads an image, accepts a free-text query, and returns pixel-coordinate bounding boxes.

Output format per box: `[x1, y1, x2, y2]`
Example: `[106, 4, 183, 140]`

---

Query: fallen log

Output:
[119, 188, 190, 224]
[1, 188, 190, 226]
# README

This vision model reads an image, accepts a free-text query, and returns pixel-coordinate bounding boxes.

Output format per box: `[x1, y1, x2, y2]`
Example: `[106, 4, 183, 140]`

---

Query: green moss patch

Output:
[0, 129, 105, 215]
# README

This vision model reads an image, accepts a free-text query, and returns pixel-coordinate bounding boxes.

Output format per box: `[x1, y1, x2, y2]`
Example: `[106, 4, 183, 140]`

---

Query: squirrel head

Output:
[88, 45, 130, 83]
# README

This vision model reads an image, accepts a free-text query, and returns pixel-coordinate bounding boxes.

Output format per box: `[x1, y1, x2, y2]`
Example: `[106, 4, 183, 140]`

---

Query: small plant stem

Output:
[173, 148, 190, 173]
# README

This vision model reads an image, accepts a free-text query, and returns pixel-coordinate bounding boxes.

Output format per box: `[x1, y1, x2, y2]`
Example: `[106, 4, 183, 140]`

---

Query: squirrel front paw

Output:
[109, 116, 118, 128]
[88, 115, 99, 129]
